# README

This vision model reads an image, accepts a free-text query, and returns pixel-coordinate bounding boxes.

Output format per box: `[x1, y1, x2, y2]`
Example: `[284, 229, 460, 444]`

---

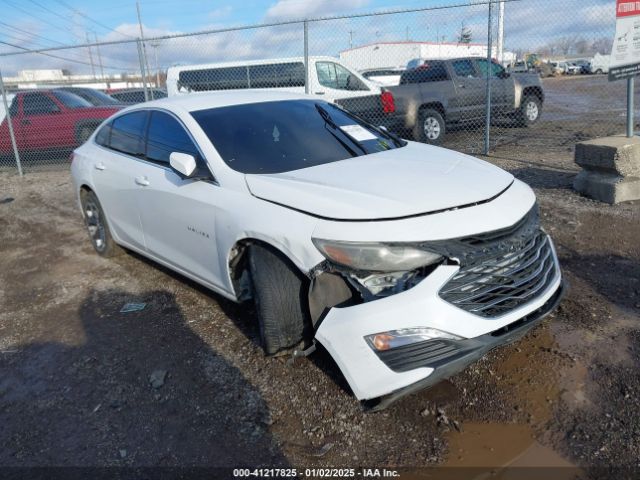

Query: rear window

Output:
[400, 62, 448, 84]
[191, 100, 404, 174]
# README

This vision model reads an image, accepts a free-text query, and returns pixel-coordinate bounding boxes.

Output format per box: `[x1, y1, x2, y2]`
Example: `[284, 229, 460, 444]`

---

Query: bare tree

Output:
[592, 37, 613, 55]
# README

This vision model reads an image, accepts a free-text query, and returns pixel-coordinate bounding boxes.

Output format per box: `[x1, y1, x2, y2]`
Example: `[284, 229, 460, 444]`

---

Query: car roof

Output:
[167, 56, 340, 72]
[126, 90, 314, 113]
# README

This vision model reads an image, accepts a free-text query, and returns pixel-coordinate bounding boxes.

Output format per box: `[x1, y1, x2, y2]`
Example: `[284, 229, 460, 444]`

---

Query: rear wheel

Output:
[414, 108, 445, 145]
[80, 189, 122, 257]
[517, 95, 542, 127]
[248, 244, 310, 356]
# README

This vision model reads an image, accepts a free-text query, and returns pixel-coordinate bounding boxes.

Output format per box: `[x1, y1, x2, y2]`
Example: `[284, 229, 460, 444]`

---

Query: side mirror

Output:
[169, 152, 197, 178]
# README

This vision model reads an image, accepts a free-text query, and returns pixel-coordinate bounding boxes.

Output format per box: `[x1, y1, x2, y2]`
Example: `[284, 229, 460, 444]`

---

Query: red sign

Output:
[616, 0, 640, 18]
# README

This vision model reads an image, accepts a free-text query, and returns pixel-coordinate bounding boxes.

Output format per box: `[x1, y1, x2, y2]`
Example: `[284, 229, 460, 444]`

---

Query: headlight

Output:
[365, 328, 462, 352]
[312, 239, 443, 272]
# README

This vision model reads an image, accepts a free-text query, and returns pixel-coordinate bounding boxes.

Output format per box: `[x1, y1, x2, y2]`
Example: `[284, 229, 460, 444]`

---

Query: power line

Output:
[27, 0, 85, 29]
[0, 39, 133, 71]
[2, 0, 82, 39]
[52, 0, 137, 38]
[0, 21, 134, 70]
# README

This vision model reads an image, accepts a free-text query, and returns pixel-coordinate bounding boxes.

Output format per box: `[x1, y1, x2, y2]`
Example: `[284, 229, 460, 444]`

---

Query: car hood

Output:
[245, 142, 514, 221]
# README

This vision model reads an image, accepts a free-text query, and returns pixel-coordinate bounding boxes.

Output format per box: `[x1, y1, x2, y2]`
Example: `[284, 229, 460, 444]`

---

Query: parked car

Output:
[0, 89, 122, 156]
[71, 90, 564, 410]
[108, 88, 167, 104]
[509, 60, 531, 73]
[558, 62, 580, 75]
[378, 58, 544, 144]
[590, 54, 610, 74]
[548, 62, 565, 76]
[360, 67, 405, 87]
[572, 59, 592, 74]
[56, 87, 123, 106]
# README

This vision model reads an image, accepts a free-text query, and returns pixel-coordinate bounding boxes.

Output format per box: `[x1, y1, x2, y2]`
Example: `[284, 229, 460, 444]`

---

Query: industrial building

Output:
[339, 41, 516, 71]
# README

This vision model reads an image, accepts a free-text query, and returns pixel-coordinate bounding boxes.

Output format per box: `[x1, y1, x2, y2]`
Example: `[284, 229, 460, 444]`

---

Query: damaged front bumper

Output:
[313, 238, 564, 409]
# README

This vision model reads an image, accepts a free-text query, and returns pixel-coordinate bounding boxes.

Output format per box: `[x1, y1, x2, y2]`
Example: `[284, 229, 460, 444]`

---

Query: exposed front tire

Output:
[80, 189, 123, 257]
[517, 95, 542, 127]
[248, 244, 310, 356]
[414, 108, 446, 145]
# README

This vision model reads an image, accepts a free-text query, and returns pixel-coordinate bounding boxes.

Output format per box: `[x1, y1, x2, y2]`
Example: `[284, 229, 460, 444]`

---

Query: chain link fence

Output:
[0, 0, 630, 174]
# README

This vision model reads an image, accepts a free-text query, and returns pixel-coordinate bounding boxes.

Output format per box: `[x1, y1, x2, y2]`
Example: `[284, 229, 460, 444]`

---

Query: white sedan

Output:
[71, 90, 564, 410]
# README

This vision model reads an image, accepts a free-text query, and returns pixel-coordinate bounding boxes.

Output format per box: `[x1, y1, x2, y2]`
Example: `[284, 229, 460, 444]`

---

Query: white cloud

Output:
[208, 6, 233, 20]
[265, 0, 369, 21]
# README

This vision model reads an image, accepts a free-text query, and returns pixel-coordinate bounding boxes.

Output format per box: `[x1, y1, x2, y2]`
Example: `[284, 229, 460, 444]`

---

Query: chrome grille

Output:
[440, 232, 557, 317]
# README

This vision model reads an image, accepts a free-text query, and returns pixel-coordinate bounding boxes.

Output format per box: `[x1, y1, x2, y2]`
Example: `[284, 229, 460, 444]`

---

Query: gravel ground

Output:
[0, 76, 639, 478]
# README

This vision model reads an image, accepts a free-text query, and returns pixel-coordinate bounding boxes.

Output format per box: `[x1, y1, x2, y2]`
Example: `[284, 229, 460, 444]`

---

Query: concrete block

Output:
[574, 135, 640, 204]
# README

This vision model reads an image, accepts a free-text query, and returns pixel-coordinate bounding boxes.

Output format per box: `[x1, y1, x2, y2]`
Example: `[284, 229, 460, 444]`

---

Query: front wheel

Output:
[248, 244, 310, 356]
[517, 95, 542, 127]
[80, 189, 122, 257]
[414, 108, 446, 145]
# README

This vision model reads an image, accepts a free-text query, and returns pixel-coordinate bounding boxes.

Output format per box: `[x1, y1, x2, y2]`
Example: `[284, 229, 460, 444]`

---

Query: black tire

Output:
[414, 108, 446, 145]
[79, 189, 123, 257]
[595, 69, 603, 75]
[517, 95, 542, 127]
[248, 244, 310, 356]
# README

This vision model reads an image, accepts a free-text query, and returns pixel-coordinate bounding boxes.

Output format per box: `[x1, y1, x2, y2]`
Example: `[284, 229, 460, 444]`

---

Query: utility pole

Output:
[136, 0, 153, 99]
[85, 32, 96, 78]
[348, 30, 354, 49]
[406, 26, 409, 41]
[150, 40, 161, 87]
[93, 32, 106, 85]
[497, 1, 505, 64]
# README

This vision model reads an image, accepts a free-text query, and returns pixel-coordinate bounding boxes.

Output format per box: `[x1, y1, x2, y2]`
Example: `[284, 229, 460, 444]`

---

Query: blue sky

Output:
[0, 0, 616, 75]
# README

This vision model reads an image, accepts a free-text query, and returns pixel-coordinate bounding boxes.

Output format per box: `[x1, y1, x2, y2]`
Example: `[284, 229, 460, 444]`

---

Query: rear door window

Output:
[109, 111, 148, 156]
[400, 62, 448, 84]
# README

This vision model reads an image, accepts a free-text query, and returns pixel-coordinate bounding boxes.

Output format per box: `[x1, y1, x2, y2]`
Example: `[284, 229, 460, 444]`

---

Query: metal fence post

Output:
[304, 20, 309, 94]
[0, 69, 23, 176]
[137, 39, 150, 102]
[627, 77, 635, 138]
[484, 0, 494, 155]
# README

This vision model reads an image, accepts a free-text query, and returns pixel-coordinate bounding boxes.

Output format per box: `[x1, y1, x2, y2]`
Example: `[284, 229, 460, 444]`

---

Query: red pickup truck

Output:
[0, 89, 122, 155]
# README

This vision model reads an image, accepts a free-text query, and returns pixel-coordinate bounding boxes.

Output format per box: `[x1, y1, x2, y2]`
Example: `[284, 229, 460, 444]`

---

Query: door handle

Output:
[135, 176, 150, 186]
[21, 119, 31, 125]
[314, 91, 325, 95]
[94, 163, 105, 171]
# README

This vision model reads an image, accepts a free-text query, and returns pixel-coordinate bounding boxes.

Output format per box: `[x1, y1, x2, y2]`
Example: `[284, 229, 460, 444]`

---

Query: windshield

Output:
[191, 100, 405, 174]
[78, 89, 121, 105]
[51, 90, 92, 108]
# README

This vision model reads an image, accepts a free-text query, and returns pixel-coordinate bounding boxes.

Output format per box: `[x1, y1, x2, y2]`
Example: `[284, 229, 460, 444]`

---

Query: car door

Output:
[475, 59, 514, 113]
[135, 110, 224, 290]
[449, 59, 486, 122]
[91, 111, 149, 249]
[20, 92, 65, 151]
[314, 61, 374, 101]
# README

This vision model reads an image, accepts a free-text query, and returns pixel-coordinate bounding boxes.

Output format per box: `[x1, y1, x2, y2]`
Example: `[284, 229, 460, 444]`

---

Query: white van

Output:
[166, 56, 381, 103]
[590, 54, 610, 74]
